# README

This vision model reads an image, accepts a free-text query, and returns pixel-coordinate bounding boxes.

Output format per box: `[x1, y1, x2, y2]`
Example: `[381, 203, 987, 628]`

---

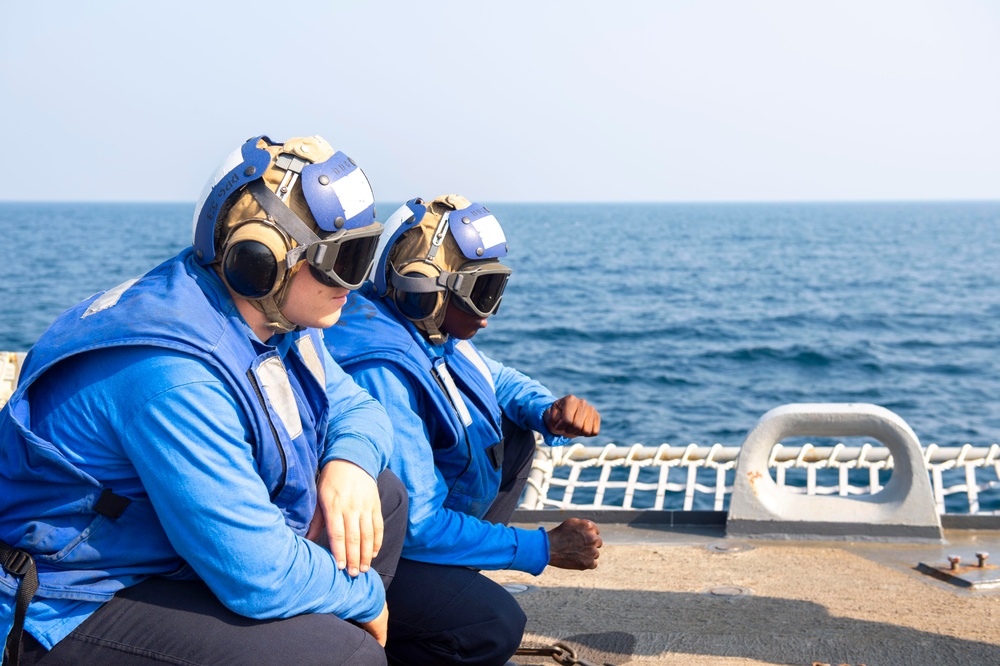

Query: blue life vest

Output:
[0, 249, 329, 603]
[331, 288, 503, 518]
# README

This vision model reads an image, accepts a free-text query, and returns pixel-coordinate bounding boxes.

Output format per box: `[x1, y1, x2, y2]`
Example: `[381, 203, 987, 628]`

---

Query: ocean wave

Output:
[703, 345, 852, 368]
[8, 201, 1000, 451]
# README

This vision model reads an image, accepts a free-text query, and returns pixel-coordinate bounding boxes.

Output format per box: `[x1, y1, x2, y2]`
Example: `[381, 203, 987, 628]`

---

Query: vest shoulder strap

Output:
[1, 539, 38, 666]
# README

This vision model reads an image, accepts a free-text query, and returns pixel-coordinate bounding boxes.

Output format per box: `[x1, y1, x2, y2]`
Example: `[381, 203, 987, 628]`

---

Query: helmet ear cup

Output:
[395, 289, 443, 321]
[220, 221, 290, 299]
[392, 261, 446, 322]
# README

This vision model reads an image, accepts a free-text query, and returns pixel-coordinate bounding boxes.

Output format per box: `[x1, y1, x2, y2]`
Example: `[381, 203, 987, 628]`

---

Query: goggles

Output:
[245, 175, 383, 290]
[390, 260, 511, 318]
[294, 222, 384, 290]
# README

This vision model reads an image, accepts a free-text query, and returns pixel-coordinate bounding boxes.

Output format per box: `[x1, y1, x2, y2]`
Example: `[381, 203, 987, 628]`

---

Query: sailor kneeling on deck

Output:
[0, 136, 408, 666]
[328, 194, 603, 666]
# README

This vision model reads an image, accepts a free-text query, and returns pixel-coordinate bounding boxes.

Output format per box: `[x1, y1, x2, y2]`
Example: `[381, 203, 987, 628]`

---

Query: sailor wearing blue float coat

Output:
[328, 194, 603, 666]
[0, 136, 406, 666]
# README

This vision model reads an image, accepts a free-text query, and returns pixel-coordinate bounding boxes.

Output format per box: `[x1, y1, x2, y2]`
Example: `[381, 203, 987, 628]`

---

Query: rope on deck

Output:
[520, 441, 1000, 515]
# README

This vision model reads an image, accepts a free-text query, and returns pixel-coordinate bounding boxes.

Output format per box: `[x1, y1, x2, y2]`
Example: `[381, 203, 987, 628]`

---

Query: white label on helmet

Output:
[471, 214, 506, 250]
[331, 168, 375, 220]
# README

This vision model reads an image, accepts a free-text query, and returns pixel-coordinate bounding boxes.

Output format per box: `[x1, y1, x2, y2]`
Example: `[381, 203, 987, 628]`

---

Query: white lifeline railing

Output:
[7, 351, 1000, 515]
[520, 442, 1000, 515]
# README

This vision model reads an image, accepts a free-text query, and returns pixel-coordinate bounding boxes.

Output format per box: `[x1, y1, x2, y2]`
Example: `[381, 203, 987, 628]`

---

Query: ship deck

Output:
[487, 512, 1000, 666]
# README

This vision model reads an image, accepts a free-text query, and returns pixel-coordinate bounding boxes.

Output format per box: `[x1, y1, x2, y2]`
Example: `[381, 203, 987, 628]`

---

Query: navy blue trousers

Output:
[19, 470, 408, 666]
[384, 420, 536, 666]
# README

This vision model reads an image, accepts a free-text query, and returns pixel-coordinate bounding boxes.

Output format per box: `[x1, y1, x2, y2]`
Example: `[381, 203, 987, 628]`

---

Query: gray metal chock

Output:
[727, 403, 943, 541]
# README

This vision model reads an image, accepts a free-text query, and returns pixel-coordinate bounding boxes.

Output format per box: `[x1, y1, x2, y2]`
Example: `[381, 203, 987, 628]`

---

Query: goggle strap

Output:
[391, 264, 506, 296]
[285, 245, 307, 266]
[389, 265, 451, 294]
[247, 180, 322, 250]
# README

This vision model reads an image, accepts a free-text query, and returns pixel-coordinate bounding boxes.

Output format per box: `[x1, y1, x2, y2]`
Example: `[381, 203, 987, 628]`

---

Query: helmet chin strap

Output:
[413, 292, 450, 345]
[421, 320, 448, 346]
[252, 298, 299, 335]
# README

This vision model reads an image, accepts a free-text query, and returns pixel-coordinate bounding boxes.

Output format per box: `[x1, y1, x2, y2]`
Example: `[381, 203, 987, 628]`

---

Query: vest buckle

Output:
[1, 547, 32, 578]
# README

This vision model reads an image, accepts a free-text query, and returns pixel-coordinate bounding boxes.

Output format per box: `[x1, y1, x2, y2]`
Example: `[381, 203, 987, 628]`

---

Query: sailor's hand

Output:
[313, 459, 384, 577]
[547, 518, 602, 570]
[356, 603, 389, 647]
[544, 395, 601, 438]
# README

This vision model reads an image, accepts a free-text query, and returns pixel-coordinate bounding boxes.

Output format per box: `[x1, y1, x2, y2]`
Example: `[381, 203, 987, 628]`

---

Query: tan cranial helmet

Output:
[191, 135, 382, 333]
[381, 194, 511, 344]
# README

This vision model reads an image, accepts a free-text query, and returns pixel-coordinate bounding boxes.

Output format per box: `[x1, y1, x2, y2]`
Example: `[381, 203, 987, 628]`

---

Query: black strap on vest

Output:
[486, 440, 505, 471]
[0, 489, 129, 665]
[94, 488, 132, 519]
[1, 540, 38, 666]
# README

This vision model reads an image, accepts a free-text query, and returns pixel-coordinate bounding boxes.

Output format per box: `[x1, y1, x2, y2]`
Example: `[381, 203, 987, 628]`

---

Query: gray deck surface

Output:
[486, 520, 1000, 666]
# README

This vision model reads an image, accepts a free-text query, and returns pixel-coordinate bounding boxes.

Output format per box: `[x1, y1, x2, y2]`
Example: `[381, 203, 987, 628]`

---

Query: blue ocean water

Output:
[3, 201, 1000, 510]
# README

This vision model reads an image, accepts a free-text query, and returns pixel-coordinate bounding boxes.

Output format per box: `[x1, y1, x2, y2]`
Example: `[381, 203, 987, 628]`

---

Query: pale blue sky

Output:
[1, 1, 997, 203]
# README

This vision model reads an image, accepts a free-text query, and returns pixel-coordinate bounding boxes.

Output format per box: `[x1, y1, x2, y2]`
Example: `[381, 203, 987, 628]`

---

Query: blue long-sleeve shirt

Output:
[3, 328, 392, 649]
[349, 338, 568, 575]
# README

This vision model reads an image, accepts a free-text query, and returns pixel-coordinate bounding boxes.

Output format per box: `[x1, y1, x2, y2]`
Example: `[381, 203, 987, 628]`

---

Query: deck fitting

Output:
[917, 553, 1000, 590]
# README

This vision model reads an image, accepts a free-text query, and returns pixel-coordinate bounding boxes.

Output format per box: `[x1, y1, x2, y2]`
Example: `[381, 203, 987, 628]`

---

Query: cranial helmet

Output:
[371, 194, 511, 344]
[192, 135, 382, 333]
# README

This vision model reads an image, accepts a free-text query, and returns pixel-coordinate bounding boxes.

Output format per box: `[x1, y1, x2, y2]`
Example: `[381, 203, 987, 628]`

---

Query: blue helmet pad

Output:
[372, 198, 425, 296]
[450, 203, 508, 260]
[301, 152, 377, 233]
